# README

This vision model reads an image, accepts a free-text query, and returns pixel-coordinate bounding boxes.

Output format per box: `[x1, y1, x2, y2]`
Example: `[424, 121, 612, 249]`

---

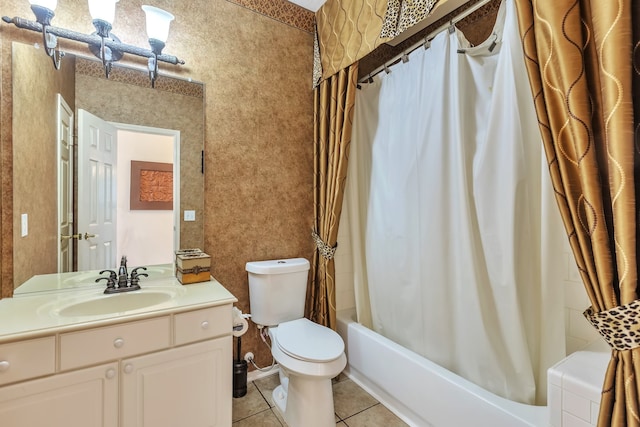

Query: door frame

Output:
[56, 94, 74, 273]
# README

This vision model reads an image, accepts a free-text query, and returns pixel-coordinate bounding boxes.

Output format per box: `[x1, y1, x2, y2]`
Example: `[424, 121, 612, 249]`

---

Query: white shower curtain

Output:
[347, 0, 566, 405]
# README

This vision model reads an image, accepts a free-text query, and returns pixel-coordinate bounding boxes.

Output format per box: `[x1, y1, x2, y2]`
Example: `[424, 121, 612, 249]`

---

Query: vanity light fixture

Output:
[2, 0, 184, 87]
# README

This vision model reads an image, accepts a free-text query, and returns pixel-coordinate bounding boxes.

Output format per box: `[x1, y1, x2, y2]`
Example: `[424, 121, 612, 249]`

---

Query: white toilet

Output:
[246, 258, 346, 427]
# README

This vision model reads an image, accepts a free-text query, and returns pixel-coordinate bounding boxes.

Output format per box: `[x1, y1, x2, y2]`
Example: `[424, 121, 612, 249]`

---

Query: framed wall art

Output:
[130, 160, 173, 210]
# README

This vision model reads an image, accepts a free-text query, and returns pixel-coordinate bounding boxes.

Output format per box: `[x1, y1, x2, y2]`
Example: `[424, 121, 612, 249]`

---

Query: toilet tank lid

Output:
[245, 258, 310, 274]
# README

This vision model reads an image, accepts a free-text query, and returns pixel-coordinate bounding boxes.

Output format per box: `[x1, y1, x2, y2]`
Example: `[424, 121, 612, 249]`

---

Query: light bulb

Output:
[28, 0, 57, 11]
[88, 0, 120, 24]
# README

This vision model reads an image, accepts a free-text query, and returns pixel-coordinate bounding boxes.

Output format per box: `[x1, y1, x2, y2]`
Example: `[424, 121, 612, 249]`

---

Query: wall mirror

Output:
[11, 41, 204, 291]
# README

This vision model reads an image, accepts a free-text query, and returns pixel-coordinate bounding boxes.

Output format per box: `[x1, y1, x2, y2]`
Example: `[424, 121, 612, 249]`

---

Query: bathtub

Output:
[336, 308, 548, 427]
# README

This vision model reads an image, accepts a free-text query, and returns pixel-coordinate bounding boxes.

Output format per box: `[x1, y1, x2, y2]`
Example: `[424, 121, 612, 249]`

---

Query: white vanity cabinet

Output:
[0, 302, 233, 427]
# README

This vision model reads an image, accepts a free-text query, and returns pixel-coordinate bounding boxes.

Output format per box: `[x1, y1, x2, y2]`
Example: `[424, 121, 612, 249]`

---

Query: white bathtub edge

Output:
[336, 308, 548, 427]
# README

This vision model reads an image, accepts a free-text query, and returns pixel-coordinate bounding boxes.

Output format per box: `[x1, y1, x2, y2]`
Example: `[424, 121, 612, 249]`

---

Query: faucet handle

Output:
[99, 269, 117, 280]
[96, 276, 116, 292]
[131, 266, 147, 277]
[130, 272, 148, 287]
[130, 266, 148, 288]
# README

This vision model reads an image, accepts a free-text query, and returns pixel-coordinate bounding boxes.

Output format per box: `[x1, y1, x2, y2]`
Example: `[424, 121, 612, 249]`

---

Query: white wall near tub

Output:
[562, 252, 602, 353]
[334, 197, 602, 355]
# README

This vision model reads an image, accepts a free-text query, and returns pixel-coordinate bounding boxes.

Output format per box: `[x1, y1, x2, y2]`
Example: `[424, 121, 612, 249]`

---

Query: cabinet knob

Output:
[114, 338, 125, 348]
[201, 321, 209, 330]
[105, 368, 116, 379]
[123, 363, 134, 374]
[0, 360, 9, 372]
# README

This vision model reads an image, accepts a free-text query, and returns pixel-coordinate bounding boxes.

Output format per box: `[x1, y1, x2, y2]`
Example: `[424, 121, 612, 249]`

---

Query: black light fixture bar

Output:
[2, 15, 185, 66]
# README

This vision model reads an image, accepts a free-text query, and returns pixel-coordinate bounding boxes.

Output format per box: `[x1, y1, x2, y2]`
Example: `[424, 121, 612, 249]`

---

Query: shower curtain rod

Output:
[358, 0, 495, 84]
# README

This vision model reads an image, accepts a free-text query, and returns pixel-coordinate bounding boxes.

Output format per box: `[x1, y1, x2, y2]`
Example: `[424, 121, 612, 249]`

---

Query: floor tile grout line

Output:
[338, 402, 384, 423]
[269, 408, 285, 426]
[231, 406, 274, 424]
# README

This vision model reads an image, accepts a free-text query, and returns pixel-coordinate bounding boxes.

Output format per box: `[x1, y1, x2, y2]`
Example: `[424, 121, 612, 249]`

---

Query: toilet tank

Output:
[246, 258, 310, 327]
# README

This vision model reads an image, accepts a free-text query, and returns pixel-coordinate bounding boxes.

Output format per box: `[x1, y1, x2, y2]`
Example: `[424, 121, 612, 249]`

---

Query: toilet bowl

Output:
[245, 258, 347, 427]
[269, 318, 346, 427]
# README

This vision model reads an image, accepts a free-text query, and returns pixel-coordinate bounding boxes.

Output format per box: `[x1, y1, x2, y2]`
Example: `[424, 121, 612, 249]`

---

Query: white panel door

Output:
[78, 109, 117, 271]
[57, 95, 74, 273]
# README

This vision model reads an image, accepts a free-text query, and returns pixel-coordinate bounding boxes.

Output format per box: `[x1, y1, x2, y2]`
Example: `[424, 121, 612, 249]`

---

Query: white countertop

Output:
[0, 269, 237, 344]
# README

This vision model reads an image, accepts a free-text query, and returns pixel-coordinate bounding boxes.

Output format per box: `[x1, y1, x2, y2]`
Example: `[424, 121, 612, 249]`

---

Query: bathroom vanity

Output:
[0, 268, 236, 426]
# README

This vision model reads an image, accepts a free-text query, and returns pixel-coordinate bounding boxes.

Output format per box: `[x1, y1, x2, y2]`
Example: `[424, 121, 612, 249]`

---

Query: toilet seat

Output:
[275, 318, 344, 363]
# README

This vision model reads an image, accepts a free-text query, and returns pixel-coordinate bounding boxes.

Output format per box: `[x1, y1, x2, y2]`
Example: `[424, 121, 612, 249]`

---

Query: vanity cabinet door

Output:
[0, 362, 118, 427]
[121, 337, 232, 427]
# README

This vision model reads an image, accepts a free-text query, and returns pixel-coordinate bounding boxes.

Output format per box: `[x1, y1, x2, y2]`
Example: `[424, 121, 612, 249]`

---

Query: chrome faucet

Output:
[96, 256, 148, 294]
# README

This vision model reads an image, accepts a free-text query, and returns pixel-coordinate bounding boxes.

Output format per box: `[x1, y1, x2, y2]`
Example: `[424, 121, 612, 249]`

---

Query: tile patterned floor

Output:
[232, 372, 409, 426]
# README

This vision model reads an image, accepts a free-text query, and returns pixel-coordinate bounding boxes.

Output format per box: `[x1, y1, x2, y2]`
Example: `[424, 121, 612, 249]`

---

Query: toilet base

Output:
[272, 376, 336, 427]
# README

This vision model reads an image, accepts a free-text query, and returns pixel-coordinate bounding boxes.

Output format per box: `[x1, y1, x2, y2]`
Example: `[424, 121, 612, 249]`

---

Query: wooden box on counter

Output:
[175, 251, 211, 285]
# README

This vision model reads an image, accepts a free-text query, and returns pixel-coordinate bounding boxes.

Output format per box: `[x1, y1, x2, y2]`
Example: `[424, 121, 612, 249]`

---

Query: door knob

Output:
[84, 232, 96, 239]
[61, 234, 82, 240]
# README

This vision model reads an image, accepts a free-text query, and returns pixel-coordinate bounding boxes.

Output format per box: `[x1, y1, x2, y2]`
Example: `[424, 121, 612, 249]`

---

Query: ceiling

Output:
[289, 0, 326, 12]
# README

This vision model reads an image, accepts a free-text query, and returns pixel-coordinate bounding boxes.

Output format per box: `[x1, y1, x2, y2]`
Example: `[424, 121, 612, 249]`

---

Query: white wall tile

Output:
[563, 389, 591, 422]
[563, 411, 593, 427]
[566, 252, 582, 283]
[566, 336, 589, 355]
[564, 280, 591, 311]
[335, 205, 356, 312]
[567, 308, 601, 345]
[335, 250, 353, 274]
[336, 288, 356, 311]
[334, 271, 355, 311]
[590, 401, 600, 425]
[548, 384, 563, 427]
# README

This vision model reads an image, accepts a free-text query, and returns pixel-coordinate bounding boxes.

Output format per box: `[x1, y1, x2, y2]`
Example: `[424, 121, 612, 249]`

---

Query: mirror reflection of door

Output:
[57, 95, 74, 273]
[76, 111, 179, 271]
[77, 109, 117, 271]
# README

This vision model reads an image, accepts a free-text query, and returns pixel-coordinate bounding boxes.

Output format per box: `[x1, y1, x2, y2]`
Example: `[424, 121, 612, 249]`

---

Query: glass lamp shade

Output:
[88, 0, 119, 24]
[142, 5, 174, 43]
[28, 0, 57, 11]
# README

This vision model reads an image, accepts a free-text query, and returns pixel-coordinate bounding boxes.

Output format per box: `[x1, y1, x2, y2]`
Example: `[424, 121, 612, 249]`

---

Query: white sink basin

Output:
[57, 290, 174, 317]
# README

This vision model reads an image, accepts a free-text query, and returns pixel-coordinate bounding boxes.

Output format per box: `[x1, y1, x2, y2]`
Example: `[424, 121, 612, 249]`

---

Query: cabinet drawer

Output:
[60, 317, 170, 370]
[0, 336, 55, 385]
[174, 306, 231, 346]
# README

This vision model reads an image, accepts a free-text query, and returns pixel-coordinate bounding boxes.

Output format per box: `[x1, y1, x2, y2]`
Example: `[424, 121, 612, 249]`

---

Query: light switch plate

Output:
[21, 213, 28, 237]
[184, 210, 196, 221]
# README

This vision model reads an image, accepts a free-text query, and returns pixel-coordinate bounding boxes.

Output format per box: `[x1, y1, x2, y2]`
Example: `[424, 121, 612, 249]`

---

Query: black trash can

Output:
[233, 359, 247, 398]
